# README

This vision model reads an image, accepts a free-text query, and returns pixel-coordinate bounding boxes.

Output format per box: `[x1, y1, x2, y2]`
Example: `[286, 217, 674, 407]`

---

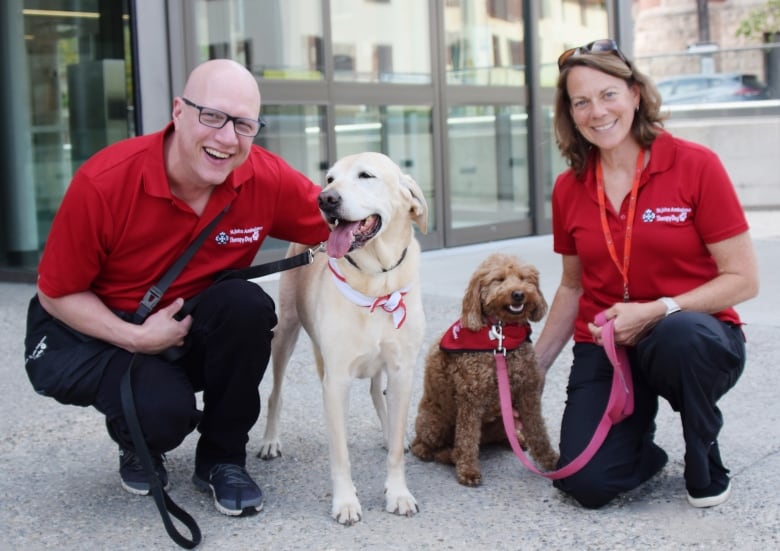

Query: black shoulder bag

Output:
[121, 206, 322, 548]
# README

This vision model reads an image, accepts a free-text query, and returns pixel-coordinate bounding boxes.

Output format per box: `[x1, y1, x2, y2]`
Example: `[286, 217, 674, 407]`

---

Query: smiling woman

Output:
[534, 39, 759, 511]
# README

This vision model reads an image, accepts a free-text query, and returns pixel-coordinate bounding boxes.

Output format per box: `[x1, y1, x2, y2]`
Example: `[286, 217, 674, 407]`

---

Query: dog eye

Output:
[358, 171, 375, 179]
[326, 176, 334, 184]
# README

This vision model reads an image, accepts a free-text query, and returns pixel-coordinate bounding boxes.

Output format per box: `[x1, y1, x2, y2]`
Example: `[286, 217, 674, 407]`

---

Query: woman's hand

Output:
[588, 300, 666, 346]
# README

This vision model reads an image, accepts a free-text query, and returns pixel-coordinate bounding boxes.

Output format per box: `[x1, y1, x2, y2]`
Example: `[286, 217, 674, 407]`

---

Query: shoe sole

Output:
[121, 479, 171, 496]
[192, 474, 264, 516]
[687, 480, 732, 508]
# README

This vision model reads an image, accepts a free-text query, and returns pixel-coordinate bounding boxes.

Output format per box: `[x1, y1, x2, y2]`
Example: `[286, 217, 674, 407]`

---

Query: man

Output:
[24, 59, 330, 516]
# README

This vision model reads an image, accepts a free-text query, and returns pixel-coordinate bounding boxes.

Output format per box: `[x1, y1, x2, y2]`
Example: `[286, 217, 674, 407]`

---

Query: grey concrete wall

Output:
[665, 108, 780, 208]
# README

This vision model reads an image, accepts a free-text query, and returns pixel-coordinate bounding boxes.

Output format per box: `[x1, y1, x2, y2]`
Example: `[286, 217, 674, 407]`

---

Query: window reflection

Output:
[330, 0, 430, 83]
[444, 0, 525, 86]
[254, 104, 328, 252]
[255, 104, 327, 183]
[193, 0, 325, 80]
[21, 0, 133, 262]
[537, 2, 609, 86]
[334, 105, 435, 228]
[448, 105, 529, 229]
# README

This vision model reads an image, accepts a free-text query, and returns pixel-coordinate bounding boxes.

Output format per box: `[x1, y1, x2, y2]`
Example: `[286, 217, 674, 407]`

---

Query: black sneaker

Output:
[119, 447, 169, 496]
[687, 478, 731, 507]
[686, 443, 731, 508]
[192, 463, 264, 516]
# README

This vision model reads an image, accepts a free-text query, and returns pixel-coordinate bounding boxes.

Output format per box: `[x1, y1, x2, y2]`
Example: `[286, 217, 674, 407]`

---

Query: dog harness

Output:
[439, 319, 531, 352]
[327, 257, 410, 328]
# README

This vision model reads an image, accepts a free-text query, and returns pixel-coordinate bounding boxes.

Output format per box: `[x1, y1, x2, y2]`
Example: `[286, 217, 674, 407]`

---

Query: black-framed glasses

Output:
[181, 97, 266, 137]
[557, 39, 630, 70]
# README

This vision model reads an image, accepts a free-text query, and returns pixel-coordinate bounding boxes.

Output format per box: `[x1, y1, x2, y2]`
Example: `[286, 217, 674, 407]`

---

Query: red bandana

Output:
[439, 320, 532, 353]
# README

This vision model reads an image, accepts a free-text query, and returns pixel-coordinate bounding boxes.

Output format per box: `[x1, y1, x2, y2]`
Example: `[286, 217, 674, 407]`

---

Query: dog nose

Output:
[511, 290, 525, 303]
[319, 189, 342, 211]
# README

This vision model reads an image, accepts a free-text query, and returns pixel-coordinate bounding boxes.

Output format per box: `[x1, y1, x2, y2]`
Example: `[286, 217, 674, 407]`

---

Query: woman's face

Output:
[566, 65, 640, 153]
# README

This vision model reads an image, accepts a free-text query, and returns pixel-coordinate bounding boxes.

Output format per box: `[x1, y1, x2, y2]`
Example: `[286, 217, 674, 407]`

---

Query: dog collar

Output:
[439, 320, 531, 352]
[345, 247, 408, 274]
[328, 257, 410, 328]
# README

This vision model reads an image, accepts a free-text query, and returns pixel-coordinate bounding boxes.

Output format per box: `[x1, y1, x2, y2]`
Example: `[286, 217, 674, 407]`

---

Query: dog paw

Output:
[410, 442, 434, 461]
[385, 487, 419, 517]
[332, 498, 362, 526]
[538, 452, 560, 471]
[456, 466, 482, 487]
[256, 440, 282, 460]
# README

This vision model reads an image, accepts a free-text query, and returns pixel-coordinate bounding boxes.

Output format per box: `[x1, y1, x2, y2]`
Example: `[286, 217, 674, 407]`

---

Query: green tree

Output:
[736, 0, 780, 40]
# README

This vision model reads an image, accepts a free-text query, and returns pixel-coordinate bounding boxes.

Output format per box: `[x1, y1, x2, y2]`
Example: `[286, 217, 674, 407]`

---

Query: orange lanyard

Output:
[596, 149, 645, 302]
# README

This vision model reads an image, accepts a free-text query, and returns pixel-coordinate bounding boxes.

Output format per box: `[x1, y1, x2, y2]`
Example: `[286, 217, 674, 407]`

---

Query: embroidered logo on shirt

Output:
[642, 207, 691, 224]
[215, 226, 263, 246]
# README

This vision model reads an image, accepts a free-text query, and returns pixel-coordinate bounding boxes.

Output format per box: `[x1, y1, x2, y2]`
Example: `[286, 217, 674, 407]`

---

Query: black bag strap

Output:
[121, 356, 201, 548]
[134, 205, 230, 324]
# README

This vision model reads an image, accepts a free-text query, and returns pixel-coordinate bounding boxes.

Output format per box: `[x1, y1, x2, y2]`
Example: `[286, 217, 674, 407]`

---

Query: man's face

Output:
[174, 94, 259, 186]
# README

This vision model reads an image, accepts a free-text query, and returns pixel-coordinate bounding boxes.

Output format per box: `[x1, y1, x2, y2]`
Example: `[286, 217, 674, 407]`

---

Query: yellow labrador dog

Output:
[258, 152, 428, 525]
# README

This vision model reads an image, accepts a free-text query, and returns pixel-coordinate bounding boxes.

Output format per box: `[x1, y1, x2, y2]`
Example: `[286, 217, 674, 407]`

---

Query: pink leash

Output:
[496, 312, 634, 479]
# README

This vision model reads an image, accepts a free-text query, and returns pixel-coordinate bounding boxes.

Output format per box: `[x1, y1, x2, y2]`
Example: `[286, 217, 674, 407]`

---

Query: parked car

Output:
[655, 73, 769, 104]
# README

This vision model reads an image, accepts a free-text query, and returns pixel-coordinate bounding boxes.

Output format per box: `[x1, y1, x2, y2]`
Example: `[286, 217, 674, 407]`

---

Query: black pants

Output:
[553, 312, 745, 508]
[28, 279, 276, 473]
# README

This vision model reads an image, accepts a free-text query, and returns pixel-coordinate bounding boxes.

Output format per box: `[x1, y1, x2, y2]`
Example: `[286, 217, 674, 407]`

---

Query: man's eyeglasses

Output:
[557, 39, 630, 70]
[181, 97, 266, 138]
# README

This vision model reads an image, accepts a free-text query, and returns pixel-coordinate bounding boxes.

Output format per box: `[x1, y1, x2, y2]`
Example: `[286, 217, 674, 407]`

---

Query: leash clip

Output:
[490, 322, 507, 356]
[307, 242, 326, 264]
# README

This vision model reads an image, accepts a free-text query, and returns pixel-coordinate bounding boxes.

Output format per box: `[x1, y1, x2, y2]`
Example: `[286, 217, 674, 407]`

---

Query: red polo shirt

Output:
[552, 131, 748, 343]
[38, 123, 330, 313]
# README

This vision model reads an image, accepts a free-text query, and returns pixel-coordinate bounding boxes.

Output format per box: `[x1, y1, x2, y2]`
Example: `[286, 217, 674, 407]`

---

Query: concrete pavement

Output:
[1, 211, 778, 550]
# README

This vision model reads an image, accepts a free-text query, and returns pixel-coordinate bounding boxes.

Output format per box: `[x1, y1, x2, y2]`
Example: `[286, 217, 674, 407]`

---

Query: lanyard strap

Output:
[596, 149, 645, 302]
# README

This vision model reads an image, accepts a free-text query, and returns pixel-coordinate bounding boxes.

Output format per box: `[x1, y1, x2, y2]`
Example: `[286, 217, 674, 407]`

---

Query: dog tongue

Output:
[327, 221, 361, 258]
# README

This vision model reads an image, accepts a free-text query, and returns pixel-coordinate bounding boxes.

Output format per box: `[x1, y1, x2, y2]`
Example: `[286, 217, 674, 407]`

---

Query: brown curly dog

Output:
[411, 252, 559, 486]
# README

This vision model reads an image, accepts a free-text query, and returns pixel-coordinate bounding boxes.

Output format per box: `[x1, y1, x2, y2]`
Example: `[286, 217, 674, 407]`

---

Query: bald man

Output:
[25, 59, 329, 516]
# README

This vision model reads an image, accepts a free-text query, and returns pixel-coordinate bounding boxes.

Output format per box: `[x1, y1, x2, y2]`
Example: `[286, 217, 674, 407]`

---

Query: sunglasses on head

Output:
[557, 39, 630, 70]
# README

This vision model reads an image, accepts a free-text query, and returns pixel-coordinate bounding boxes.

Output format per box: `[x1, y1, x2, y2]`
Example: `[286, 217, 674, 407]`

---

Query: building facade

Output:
[4, 0, 735, 281]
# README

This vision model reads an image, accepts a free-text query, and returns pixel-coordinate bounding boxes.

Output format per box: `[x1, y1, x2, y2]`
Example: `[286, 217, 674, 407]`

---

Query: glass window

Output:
[542, 105, 567, 219]
[254, 104, 328, 252]
[334, 105, 435, 229]
[444, 0, 526, 85]
[256, 104, 327, 183]
[330, 0, 430, 83]
[535, 1, 608, 223]
[537, 2, 609, 87]
[6, 0, 134, 271]
[447, 105, 529, 229]
[193, 0, 325, 80]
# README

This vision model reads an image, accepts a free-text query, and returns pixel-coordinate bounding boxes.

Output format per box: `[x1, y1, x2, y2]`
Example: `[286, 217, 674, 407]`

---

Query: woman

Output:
[534, 39, 759, 508]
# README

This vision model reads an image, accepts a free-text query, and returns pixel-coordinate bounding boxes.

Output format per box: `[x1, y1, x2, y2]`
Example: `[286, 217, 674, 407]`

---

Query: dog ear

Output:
[400, 174, 429, 234]
[460, 264, 487, 331]
[525, 265, 548, 322]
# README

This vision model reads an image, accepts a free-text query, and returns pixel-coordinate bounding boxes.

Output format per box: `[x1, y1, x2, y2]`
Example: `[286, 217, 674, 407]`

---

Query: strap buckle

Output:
[307, 242, 326, 264]
[490, 322, 507, 356]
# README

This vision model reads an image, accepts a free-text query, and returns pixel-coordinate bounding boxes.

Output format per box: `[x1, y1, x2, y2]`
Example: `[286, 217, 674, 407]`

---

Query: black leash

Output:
[174, 243, 325, 319]
[121, 357, 202, 548]
[124, 220, 324, 547]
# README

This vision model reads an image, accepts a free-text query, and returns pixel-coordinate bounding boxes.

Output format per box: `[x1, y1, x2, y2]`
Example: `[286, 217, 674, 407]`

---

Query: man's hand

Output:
[135, 298, 193, 354]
